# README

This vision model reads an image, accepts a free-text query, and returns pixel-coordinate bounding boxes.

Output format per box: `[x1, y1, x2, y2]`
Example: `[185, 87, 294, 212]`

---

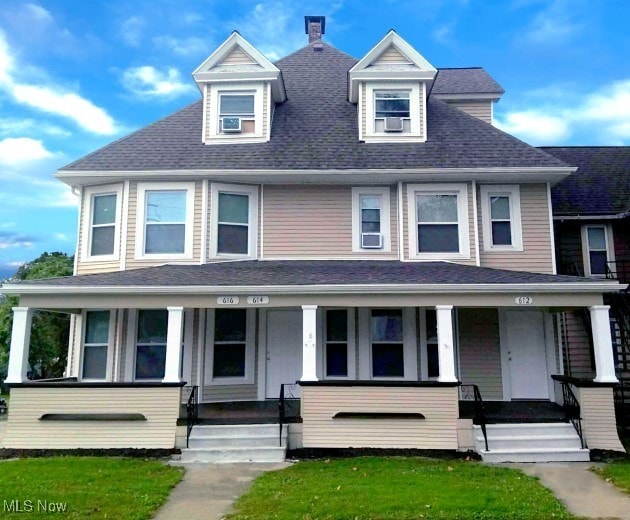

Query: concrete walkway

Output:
[154, 462, 290, 520]
[513, 462, 630, 519]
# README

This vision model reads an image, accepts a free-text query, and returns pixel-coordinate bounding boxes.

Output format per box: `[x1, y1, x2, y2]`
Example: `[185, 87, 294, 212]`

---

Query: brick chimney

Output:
[304, 15, 326, 43]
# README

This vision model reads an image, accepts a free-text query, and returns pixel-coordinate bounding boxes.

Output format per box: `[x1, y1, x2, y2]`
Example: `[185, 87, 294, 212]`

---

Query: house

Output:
[1, 17, 626, 462]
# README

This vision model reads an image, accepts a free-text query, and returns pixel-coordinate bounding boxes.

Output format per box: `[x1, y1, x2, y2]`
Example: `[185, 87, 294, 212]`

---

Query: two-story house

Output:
[1, 17, 625, 462]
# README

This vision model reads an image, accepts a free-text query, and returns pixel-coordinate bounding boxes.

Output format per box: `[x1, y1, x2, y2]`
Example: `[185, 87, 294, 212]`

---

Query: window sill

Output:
[482, 245, 524, 253]
[408, 252, 471, 261]
[81, 255, 120, 263]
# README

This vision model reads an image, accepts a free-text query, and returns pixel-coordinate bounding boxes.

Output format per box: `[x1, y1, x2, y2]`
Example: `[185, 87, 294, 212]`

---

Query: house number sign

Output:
[217, 296, 239, 305]
[515, 296, 534, 305]
[247, 296, 269, 305]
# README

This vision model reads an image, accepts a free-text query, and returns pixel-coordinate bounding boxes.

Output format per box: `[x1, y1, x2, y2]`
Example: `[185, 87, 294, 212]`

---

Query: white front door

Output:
[265, 310, 303, 398]
[502, 311, 550, 399]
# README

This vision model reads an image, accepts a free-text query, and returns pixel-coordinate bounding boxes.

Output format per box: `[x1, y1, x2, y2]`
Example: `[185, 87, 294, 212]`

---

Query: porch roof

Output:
[2, 261, 623, 295]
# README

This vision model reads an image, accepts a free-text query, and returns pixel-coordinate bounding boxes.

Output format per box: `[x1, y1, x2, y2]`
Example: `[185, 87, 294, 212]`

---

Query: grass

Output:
[0, 457, 183, 519]
[227, 457, 573, 520]
[594, 460, 630, 494]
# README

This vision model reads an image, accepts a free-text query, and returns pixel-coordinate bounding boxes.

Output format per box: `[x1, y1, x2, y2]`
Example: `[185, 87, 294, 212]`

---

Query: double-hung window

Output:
[135, 309, 167, 380]
[374, 90, 410, 133]
[408, 184, 470, 259]
[211, 184, 258, 258]
[364, 82, 424, 141]
[480, 185, 523, 251]
[352, 187, 391, 252]
[582, 224, 614, 276]
[219, 93, 255, 134]
[82, 310, 111, 380]
[83, 185, 122, 261]
[325, 310, 349, 378]
[371, 309, 404, 378]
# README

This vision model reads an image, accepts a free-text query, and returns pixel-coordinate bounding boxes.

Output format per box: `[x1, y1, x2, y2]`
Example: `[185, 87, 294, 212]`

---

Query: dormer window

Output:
[219, 93, 255, 134]
[375, 90, 410, 133]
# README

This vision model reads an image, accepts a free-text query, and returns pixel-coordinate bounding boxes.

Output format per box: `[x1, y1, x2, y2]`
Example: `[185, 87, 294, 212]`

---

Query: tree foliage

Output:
[0, 252, 74, 384]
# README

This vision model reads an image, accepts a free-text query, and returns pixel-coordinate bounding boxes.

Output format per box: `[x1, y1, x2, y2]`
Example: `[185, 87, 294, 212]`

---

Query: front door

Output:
[503, 311, 549, 399]
[265, 310, 303, 398]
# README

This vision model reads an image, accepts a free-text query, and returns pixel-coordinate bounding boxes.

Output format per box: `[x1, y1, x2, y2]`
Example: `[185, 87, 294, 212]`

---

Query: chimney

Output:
[304, 15, 326, 44]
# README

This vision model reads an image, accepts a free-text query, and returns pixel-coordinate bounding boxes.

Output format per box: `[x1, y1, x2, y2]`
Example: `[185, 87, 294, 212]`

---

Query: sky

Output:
[0, 0, 628, 279]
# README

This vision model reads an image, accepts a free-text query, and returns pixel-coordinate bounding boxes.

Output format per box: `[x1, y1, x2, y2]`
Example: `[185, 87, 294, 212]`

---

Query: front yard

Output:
[594, 460, 630, 494]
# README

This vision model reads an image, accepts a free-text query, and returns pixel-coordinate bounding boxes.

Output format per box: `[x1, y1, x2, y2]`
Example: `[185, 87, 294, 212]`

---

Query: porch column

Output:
[5, 307, 33, 384]
[301, 305, 318, 381]
[163, 306, 184, 383]
[436, 305, 457, 383]
[589, 305, 618, 383]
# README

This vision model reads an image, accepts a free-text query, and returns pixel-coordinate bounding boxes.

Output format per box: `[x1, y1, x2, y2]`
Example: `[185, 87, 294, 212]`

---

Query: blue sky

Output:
[0, 0, 628, 279]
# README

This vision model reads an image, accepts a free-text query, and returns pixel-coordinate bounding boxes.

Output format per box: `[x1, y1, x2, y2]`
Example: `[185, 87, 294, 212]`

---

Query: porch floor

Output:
[459, 400, 567, 423]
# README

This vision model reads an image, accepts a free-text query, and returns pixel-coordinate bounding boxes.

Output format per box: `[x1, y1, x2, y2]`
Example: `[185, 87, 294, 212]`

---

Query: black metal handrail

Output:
[186, 385, 199, 448]
[561, 262, 583, 277]
[460, 384, 488, 451]
[606, 260, 630, 283]
[559, 381, 586, 449]
[278, 383, 299, 447]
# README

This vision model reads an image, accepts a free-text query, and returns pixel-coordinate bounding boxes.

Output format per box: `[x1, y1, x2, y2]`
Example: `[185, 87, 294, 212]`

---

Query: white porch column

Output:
[301, 305, 318, 381]
[5, 307, 33, 384]
[436, 305, 458, 383]
[589, 305, 618, 383]
[163, 306, 184, 383]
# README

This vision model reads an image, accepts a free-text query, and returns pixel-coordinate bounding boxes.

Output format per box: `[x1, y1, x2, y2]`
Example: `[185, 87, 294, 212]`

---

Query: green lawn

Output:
[594, 460, 630, 494]
[227, 457, 573, 520]
[0, 457, 183, 519]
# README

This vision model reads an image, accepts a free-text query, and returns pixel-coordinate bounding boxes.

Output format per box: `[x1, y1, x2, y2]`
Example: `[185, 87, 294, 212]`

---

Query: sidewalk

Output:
[513, 462, 630, 519]
[154, 462, 290, 520]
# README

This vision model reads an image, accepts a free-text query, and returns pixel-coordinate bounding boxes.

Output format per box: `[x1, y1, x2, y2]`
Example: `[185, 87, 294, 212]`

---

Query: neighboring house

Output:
[1, 17, 626, 462]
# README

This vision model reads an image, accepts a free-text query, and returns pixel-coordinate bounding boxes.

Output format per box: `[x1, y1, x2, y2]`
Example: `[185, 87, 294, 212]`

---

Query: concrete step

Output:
[180, 446, 287, 464]
[474, 434, 583, 450]
[188, 434, 285, 449]
[190, 424, 279, 438]
[475, 423, 575, 437]
[480, 447, 590, 464]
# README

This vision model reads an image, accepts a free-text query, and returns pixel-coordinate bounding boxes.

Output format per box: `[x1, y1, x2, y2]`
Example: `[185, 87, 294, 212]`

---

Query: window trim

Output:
[351, 187, 391, 252]
[204, 308, 256, 385]
[364, 82, 424, 141]
[207, 82, 264, 141]
[79, 309, 115, 382]
[210, 183, 259, 259]
[81, 184, 123, 262]
[480, 185, 523, 252]
[135, 182, 195, 260]
[581, 224, 615, 277]
[407, 183, 470, 260]
[322, 308, 356, 380]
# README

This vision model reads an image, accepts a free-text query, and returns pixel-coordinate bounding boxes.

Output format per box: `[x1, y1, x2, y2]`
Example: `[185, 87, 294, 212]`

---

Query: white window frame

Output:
[207, 82, 264, 140]
[204, 308, 256, 385]
[365, 82, 423, 141]
[135, 182, 195, 260]
[210, 183, 259, 259]
[321, 308, 356, 380]
[351, 187, 391, 252]
[407, 183, 470, 260]
[81, 184, 123, 262]
[581, 224, 615, 277]
[480, 185, 523, 252]
[79, 309, 115, 382]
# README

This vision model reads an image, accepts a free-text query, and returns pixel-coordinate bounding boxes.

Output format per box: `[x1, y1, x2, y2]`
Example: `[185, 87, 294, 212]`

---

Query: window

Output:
[364, 82, 424, 141]
[374, 91, 410, 133]
[325, 310, 348, 377]
[582, 224, 614, 276]
[210, 183, 258, 258]
[213, 310, 247, 378]
[82, 311, 111, 380]
[82, 184, 122, 261]
[480, 185, 523, 251]
[407, 184, 470, 259]
[421, 309, 439, 380]
[219, 93, 255, 134]
[136, 183, 194, 259]
[371, 309, 404, 377]
[351, 187, 391, 252]
[135, 310, 167, 380]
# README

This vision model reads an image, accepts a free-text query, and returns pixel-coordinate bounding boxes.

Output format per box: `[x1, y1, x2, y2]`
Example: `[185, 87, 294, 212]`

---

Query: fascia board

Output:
[432, 93, 502, 101]
[193, 71, 280, 82]
[349, 71, 436, 102]
[554, 213, 630, 221]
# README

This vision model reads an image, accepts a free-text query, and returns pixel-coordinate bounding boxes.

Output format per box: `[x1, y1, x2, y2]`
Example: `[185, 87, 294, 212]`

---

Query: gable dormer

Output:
[349, 31, 437, 143]
[192, 31, 286, 144]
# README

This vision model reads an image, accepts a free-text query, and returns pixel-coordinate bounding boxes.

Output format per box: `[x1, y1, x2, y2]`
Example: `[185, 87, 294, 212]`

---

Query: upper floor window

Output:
[582, 224, 614, 276]
[407, 183, 470, 260]
[136, 182, 195, 259]
[364, 82, 424, 142]
[219, 93, 255, 134]
[205, 83, 265, 142]
[82, 310, 112, 381]
[351, 187, 391, 252]
[374, 91, 410, 133]
[210, 183, 258, 258]
[82, 184, 122, 262]
[480, 185, 523, 251]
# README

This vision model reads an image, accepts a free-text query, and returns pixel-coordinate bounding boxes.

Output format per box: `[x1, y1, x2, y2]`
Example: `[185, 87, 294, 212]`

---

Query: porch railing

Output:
[460, 384, 488, 451]
[558, 380, 586, 449]
[186, 385, 199, 448]
[278, 383, 299, 447]
[606, 260, 630, 283]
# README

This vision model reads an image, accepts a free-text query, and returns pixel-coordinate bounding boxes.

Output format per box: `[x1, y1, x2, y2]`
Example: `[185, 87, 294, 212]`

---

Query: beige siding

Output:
[561, 311, 593, 378]
[202, 385, 257, 402]
[262, 82, 269, 138]
[204, 85, 213, 141]
[361, 82, 366, 138]
[577, 386, 624, 451]
[263, 185, 398, 258]
[219, 47, 255, 65]
[446, 100, 492, 123]
[373, 45, 409, 64]
[458, 308, 503, 400]
[479, 184, 555, 273]
[2, 386, 180, 449]
[418, 84, 425, 139]
[301, 386, 459, 449]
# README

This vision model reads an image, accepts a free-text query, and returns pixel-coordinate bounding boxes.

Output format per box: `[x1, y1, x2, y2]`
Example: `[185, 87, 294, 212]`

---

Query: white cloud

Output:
[0, 231, 35, 250]
[495, 112, 569, 144]
[0, 118, 71, 138]
[153, 35, 208, 56]
[521, 0, 583, 45]
[121, 66, 195, 99]
[120, 16, 145, 46]
[0, 137, 55, 165]
[432, 24, 455, 45]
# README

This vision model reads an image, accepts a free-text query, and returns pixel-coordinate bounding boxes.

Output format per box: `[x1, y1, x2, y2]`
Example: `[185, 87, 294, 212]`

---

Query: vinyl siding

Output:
[445, 100, 492, 123]
[361, 82, 367, 138]
[219, 47, 255, 65]
[372, 45, 409, 64]
[301, 385, 459, 449]
[577, 386, 624, 451]
[2, 386, 180, 449]
[457, 308, 503, 400]
[479, 184, 555, 273]
[560, 311, 594, 378]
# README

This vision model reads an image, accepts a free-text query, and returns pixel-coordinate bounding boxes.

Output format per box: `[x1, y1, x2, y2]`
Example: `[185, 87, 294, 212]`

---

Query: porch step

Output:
[180, 424, 287, 464]
[474, 423, 590, 463]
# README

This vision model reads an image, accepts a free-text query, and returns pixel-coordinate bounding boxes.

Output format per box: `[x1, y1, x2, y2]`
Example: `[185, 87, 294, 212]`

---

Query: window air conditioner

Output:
[361, 233, 383, 249]
[384, 117, 404, 132]
[221, 116, 242, 132]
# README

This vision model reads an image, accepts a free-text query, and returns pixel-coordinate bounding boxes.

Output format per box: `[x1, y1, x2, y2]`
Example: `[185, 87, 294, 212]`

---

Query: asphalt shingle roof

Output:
[62, 43, 566, 172]
[543, 146, 630, 216]
[17, 260, 601, 288]
[432, 67, 504, 95]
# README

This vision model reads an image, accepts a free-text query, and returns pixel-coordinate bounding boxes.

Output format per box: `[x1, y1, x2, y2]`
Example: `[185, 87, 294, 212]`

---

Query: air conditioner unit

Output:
[384, 117, 404, 132]
[221, 116, 242, 133]
[361, 232, 383, 249]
